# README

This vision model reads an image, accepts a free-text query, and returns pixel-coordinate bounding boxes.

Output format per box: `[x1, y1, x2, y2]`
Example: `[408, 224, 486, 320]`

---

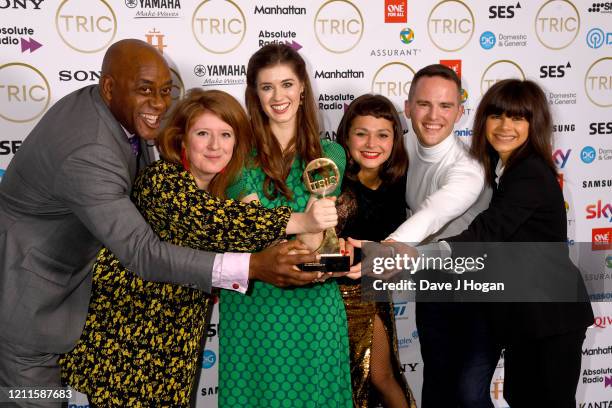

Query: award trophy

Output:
[300, 158, 351, 272]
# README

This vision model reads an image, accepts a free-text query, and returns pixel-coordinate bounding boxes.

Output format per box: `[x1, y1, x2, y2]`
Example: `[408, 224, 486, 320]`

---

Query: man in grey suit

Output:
[0, 39, 317, 404]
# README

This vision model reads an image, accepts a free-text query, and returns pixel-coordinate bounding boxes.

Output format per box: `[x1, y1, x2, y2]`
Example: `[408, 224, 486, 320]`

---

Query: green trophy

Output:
[300, 158, 350, 272]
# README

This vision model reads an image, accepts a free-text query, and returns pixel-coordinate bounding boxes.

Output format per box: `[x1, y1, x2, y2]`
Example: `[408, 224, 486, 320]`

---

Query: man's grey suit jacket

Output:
[0, 85, 216, 353]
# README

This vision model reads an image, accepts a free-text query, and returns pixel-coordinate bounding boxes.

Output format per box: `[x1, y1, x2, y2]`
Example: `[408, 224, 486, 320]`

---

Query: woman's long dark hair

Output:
[245, 44, 322, 200]
[336, 94, 408, 185]
[471, 79, 555, 185]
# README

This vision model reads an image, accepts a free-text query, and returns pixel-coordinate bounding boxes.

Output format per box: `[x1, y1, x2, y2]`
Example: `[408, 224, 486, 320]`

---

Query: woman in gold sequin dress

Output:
[59, 89, 336, 407]
[335, 94, 417, 408]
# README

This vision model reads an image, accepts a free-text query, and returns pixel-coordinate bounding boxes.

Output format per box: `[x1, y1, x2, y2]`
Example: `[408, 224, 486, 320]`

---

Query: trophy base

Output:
[299, 254, 351, 273]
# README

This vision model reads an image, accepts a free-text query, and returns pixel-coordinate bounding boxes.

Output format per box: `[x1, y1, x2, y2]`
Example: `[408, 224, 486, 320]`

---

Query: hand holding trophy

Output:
[300, 158, 351, 272]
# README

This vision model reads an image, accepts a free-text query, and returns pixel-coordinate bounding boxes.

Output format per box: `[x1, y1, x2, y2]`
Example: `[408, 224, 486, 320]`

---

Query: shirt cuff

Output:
[212, 253, 250, 294]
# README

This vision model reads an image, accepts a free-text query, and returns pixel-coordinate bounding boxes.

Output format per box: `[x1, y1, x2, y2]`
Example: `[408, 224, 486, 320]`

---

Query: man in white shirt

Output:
[387, 64, 496, 407]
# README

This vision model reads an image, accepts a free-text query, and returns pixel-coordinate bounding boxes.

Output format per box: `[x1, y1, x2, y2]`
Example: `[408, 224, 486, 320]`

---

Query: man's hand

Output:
[249, 240, 320, 287]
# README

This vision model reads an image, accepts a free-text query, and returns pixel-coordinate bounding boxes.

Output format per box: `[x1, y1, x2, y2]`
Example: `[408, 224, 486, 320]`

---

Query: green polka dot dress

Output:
[220, 140, 353, 407]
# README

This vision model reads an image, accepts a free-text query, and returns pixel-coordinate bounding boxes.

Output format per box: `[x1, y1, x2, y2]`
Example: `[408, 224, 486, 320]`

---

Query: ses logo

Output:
[586, 28, 612, 49]
[124, 0, 181, 19]
[540, 62, 571, 79]
[592, 228, 612, 251]
[590, 122, 612, 135]
[588, 2, 612, 13]
[193, 64, 246, 87]
[0, 140, 22, 155]
[552, 149, 571, 168]
[201, 349, 216, 369]
[385, 0, 407, 23]
[586, 200, 612, 222]
[489, 2, 521, 18]
[56, 0, 117, 54]
[480, 31, 496, 49]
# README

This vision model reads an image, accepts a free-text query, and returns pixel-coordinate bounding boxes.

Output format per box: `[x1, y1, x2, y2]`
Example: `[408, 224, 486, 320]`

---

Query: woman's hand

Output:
[303, 196, 338, 233]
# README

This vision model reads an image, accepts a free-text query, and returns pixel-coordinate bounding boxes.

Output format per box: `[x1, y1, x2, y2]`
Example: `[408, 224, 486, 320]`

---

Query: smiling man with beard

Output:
[0, 39, 316, 405]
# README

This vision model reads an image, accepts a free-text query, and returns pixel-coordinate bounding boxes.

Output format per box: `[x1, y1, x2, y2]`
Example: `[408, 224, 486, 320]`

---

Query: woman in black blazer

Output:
[446, 79, 593, 407]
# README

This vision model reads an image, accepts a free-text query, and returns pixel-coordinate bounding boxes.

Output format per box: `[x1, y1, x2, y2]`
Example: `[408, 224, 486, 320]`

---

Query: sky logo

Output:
[202, 349, 216, 369]
[581, 146, 596, 164]
[552, 149, 571, 168]
[480, 31, 496, 49]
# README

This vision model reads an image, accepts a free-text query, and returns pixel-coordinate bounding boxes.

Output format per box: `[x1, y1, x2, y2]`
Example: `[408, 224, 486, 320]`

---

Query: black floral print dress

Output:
[59, 160, 291, 407]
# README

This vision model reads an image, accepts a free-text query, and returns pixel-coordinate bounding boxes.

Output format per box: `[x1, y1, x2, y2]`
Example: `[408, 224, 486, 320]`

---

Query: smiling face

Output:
[485, 113, 530, 164]
[405, 75, 463, 147]
[255, 63, 304, 129]
[347, 115, 395, 175]
[184, 111, 236, 190]
[104, 50, 172, 141]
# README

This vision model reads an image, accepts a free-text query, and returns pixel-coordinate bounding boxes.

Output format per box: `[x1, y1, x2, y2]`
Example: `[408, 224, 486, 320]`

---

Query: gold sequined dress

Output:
[336, 177, 417, 408]
[59, 160, 291, 407]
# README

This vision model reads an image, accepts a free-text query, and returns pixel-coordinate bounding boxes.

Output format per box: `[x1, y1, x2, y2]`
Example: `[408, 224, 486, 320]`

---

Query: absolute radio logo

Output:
[258, 30, 301, 49]
[593, 228, 612, 251]
[192, 0, 246, 54]
[0, 26, 42, 53]
[124, 0, 181, 19]
[385, 0, 407, 23]
[427, 0, 474, 52]
[318, 93, 355, 111]
[535, 0, 580, 50]
[585, 57, 612, 108]
[371, 62, 415, 114]
[314, 0, 364, 54]
[55, 0, 117, 53]
[480, 60, 525, 94]
[0, 62, 50, 123]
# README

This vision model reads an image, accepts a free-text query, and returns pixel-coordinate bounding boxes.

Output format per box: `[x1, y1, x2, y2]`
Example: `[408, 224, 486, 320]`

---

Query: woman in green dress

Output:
[219, 44, 353, 407]
[59, 89, 336, 407]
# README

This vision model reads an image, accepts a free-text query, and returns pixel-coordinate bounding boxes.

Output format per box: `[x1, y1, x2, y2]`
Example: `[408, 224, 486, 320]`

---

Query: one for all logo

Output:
[0, 62, 50, 123]
[192, 0, 245, 54]
[314, 0, 364, 53]
[55, 0, 117, 53]
[427, 0, 474, 52]
[535, 0, 580, 50]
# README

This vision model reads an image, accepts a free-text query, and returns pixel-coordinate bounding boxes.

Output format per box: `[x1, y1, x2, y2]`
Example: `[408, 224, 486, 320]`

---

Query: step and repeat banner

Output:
[1, 0, 611, 406]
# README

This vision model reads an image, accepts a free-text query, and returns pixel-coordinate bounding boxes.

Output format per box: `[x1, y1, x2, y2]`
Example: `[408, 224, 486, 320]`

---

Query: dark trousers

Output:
[417, 302, 500, 408]
[503, 329, 586, 407]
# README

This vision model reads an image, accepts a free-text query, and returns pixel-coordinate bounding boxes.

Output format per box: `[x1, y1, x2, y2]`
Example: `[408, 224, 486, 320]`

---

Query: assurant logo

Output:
[0, 62, 50, 123]
[400, 27, 414, 44]
[427, 0, 474, 52]
[55, 0, 117, 53]
[192, 0, 246, 54]
[314, 0, 364, 54]
[535, 0, 580, 50]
